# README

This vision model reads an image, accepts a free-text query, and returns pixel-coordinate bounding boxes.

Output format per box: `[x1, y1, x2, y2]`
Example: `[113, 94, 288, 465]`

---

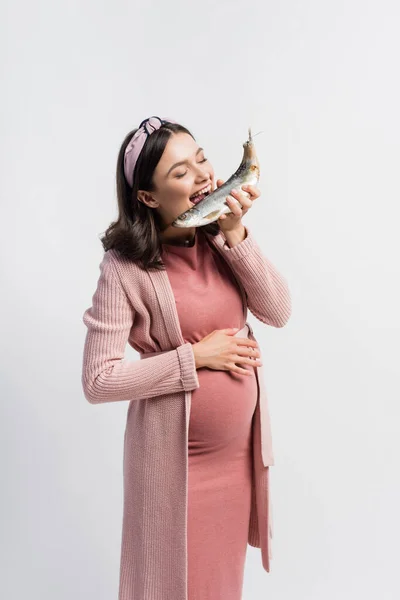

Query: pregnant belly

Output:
[188, 366, 258, 451]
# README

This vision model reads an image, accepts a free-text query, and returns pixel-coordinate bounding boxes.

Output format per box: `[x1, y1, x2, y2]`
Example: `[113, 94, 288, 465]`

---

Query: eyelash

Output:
[175, 158, 208, 178]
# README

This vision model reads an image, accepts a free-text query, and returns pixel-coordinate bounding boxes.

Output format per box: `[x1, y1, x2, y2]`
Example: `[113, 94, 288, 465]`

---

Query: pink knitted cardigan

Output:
[81, 225, 291, 600]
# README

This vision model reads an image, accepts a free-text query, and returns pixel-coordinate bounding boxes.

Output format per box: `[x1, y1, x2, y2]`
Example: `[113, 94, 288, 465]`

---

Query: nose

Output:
[193, 161, 211, 182]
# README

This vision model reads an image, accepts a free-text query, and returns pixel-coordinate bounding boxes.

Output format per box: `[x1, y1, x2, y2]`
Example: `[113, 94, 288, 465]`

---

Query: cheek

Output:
[175, 180, 193, 198]
[164, 180, 192, 201]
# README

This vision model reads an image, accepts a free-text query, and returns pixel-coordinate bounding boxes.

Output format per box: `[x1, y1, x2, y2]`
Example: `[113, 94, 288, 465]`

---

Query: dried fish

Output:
[171, 127, 260, 228]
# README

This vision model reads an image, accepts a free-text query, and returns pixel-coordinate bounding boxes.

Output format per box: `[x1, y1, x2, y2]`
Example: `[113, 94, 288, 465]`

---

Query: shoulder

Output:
[101, 248, 143, 275]
[103, 248, 130, 267]
[95, 249, 138, 291]
[101, 249, 151, 302]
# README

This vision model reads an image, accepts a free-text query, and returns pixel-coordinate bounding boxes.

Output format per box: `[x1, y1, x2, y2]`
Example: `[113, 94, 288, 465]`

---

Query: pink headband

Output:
[123, 116, 178, 187]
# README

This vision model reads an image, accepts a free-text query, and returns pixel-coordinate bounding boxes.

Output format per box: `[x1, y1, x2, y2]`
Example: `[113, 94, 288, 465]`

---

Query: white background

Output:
[1, 0, 399, 598]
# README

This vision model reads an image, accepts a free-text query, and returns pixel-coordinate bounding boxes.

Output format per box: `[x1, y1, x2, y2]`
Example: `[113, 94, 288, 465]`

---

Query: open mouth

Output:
[189, 183, 212, 205]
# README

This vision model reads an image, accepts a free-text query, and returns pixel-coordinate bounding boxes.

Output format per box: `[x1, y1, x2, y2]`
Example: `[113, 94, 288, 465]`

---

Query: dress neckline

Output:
[161, 228, 200, 252]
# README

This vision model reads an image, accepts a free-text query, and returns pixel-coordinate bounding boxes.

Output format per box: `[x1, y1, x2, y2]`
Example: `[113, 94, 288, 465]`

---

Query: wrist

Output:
[223, 225, 246, 248]
[191, 343, 203, 369]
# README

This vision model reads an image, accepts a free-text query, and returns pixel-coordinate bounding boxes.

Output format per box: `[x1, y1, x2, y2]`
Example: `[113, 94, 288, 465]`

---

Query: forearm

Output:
[219, 225, 291, 327]
[81, 253, 200, 405]
[82, 340, 199, 404]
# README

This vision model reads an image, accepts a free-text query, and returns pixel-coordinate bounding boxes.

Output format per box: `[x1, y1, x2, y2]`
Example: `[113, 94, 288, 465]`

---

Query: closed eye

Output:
[176, 158, 208, 179]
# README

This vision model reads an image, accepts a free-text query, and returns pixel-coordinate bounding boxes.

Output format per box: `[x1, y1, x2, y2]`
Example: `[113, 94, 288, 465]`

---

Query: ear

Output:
[137, 189, 156, 206]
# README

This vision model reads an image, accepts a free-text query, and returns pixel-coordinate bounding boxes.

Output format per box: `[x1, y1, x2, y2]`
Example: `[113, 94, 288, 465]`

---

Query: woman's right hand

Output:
[191, 328, 262, 376]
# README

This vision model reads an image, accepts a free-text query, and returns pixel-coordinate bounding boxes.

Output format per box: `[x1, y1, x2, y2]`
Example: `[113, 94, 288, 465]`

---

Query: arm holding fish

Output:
[81, 253, 200, 404]
[215, 179, 292, 328]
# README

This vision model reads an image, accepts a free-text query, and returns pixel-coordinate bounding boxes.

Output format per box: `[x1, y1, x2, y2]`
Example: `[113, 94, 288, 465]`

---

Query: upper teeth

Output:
[190, 184, 212, 200]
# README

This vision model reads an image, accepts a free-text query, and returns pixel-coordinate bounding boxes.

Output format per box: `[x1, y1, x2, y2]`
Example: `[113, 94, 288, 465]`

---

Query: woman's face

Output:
[137, 132, 215, 235]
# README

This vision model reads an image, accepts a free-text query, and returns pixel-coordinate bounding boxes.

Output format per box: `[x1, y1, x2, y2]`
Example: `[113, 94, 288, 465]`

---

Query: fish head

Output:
[172, 206, 202, 228]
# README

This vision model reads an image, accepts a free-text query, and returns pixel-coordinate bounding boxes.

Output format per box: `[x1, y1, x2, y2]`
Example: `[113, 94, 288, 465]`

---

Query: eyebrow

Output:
[166, 147, 204, 176]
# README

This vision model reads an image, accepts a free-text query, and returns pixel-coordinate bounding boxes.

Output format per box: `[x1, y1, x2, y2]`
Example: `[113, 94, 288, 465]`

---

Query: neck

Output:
[160, 227, 197, 246]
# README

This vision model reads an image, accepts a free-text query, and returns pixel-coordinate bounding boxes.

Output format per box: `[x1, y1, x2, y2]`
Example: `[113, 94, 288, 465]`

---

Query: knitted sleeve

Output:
[81, 252, 199, 404]
[219, 225, 292, 328]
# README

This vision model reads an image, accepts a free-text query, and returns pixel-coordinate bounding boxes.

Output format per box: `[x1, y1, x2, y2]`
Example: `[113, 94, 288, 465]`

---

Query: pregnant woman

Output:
[81, 116, 291, 600]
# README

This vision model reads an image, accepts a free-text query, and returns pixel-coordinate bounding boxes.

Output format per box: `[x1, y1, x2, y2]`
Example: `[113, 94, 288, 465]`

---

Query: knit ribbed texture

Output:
[218, 231, 291, 327]
[82, 258, 200, 403]
[81, 225, 291, 599]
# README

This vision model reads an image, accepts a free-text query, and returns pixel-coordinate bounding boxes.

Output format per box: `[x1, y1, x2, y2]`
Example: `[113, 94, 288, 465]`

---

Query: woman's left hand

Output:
[216, 179, 261, 233]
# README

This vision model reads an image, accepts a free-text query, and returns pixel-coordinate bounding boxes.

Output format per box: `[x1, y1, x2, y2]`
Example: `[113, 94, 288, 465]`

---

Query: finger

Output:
[216, 179, 224, 187]
[226, 195, 244, 213]
[230, 364, 252, 376]
[236, 345, 260, 357]
[236, 339, 259, 348]
[229, 189, 252, 208]
[242, 185, 260, 200]
[226, 203, 242, 216]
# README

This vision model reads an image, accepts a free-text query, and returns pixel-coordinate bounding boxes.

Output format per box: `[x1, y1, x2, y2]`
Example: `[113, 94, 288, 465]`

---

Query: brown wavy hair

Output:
[100, 121, 221, 271]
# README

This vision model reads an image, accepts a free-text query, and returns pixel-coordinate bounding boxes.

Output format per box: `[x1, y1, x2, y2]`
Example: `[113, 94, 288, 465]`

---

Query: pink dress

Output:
[161, 228, 258, 600]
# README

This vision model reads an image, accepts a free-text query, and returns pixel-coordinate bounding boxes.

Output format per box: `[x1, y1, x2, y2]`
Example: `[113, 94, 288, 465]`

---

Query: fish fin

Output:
[205, 209, 222, 221]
